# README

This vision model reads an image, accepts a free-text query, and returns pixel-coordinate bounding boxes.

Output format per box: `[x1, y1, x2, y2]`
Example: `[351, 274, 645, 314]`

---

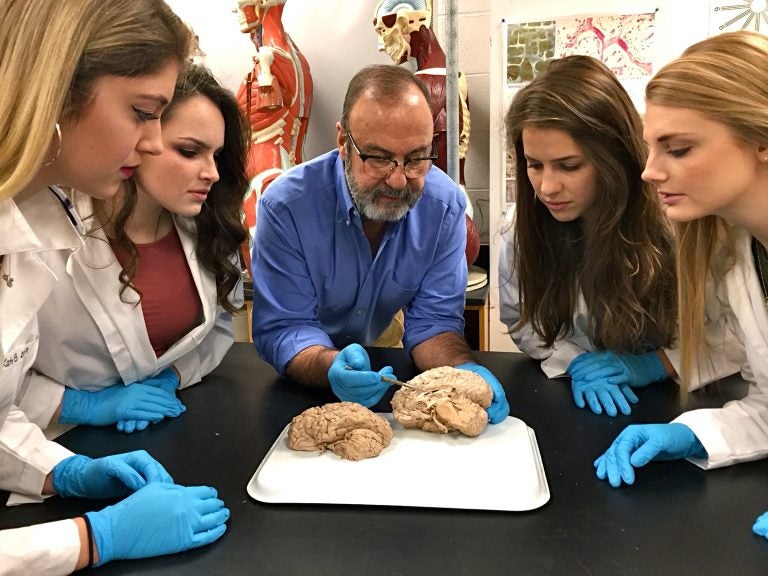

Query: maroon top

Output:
[111, 228, 201, 357]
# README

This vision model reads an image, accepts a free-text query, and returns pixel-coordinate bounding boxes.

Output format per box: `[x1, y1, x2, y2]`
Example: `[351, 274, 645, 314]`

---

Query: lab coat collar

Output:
[0, 189, 84, 354]
[0, 188, 84, 256]
[63, 207, 217, 382]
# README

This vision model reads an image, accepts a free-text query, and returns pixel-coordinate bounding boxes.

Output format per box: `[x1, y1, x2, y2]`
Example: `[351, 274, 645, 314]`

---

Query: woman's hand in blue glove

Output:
[327, 344, 395, 407]
[137, 367, 180, 394]
[568, 351, 667, 388]
[567, 351, 667, 416]
[594, 423, 706, 487]
[86, 483, 229, 565]
[568, 354, 639, 416]
[117, 368, 182, 433]
[455, 362, 510, 424]
[52, 450, 173, 499]
[753, 510, 768, 539]
[60, 383, 185, 428]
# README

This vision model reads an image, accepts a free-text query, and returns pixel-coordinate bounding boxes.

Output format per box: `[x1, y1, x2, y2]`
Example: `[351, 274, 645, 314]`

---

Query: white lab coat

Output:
[498, 206, 602, 378]
[673, 228, 768, 469]
[0, 192, 83, 576]
[15, 195, 242, 437]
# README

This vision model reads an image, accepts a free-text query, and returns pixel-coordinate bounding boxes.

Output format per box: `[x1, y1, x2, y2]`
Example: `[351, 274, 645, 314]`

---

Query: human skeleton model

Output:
[373, 0, 479, 264]
[236, 0, 313, 242]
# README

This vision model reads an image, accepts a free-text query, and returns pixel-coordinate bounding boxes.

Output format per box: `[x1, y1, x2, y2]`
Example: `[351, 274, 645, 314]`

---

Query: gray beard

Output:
[345, 163, 422, 222]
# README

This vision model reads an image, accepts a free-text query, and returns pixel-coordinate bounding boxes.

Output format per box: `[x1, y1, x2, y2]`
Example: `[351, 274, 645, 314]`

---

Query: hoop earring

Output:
[41, 123, 62, 166]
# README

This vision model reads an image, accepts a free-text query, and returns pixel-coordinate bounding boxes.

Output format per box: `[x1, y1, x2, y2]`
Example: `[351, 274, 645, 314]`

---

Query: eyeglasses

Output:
[346, 132, 436, 179]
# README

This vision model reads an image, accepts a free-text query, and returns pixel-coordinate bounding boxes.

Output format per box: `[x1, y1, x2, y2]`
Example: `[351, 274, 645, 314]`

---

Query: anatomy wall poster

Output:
[506, 12, 656, 86]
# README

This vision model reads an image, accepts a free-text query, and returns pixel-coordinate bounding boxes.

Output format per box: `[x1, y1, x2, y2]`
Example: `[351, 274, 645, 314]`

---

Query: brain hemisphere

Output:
[288, 402, 393, 461]
[391, 366, 492, 437]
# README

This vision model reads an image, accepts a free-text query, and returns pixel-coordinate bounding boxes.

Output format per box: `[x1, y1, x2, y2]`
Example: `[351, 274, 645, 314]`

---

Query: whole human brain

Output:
[391, 366, 492, 437]
[288, 402, 393, 461]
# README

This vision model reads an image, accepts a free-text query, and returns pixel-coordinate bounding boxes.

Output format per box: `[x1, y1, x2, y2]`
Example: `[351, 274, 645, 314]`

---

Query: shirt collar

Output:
[333, 150, 358, 220]
[0, 187, 84, 256]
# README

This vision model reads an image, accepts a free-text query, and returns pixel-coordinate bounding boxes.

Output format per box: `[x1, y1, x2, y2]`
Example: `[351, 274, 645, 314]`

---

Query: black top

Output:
[3, 344, 768, 575]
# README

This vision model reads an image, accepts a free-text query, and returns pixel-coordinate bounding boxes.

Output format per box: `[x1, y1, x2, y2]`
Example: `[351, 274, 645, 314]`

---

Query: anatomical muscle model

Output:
[236, 0, 313, 243]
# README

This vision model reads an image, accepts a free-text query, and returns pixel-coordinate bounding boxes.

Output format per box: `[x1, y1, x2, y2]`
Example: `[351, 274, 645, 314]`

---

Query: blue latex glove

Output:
[753, 510, 768, 539]
[60, 383, 185, 428]
[52, 451, 173, 499]
[594, 423, 707, 487]
[327, 344, 395, 407]
[567, 354, 640, 417]
[140, 368, 180, 394]
[455, 362, 510, 424]
[117, 368, 181, 434]
[567, 351, 667, 388]
[87, 483, 229, 565]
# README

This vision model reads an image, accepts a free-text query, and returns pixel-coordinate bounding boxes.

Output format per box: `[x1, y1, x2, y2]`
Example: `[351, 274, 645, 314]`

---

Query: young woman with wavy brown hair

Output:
[499, 55, 677, 417]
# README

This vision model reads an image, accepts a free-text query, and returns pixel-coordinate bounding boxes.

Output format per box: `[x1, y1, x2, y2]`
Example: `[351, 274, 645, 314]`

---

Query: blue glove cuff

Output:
[86, 510, 114, 566]
[60, 388, 92, 424]
[455, 362, 480, 372]
[52, 455, 89, 497]
[635, 352, 667, 385]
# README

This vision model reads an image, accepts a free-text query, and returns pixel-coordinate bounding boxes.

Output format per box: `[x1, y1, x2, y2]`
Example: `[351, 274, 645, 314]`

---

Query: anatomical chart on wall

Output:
[505, 12, 655, 86]
[502, 12, 656, 194]
[709, 0, 768, 36]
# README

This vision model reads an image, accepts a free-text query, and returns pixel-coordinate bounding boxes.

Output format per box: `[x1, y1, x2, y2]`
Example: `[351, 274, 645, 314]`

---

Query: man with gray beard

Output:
[250, 65, 509, 424]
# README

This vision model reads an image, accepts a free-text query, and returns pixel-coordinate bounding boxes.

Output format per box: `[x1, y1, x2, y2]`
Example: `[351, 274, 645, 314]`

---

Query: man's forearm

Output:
[285, 345, 339, 387]
[411, 332, 475, 371]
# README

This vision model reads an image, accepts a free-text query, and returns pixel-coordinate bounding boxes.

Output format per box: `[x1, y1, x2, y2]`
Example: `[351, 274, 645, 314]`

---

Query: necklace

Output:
[0, 255, 12, 288]
[752, 237, 768, 310]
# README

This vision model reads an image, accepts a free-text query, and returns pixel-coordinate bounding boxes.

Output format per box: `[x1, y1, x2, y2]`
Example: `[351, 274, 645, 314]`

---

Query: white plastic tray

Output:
[247, 414, 549, 511]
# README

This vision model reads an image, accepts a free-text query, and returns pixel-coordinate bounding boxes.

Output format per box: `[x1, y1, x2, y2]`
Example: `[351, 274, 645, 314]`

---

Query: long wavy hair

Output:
[646, 31, 768, 389]
[0, 0, 190, 201]
[504, 55, 677, 352]
[110, 64, 249, 313]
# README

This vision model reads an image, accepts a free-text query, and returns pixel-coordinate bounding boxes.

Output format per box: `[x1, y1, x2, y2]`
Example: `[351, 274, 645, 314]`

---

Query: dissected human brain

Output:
[391, 366, 492, 437]
[288, 402, 393, 461]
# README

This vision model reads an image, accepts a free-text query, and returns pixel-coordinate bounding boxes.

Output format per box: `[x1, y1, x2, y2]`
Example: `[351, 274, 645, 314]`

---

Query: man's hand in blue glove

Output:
[60, 382, 185, 429]
[594, 423, 706, 487]
[327, 344, 395, 407]
[455, 362, 510, 424]
[52, 450, 173, 499]
[566, 351, 667, 417]
[86, 483, 229, 565]
[753, 510, 768, 539]
[117, 368, 181, 433]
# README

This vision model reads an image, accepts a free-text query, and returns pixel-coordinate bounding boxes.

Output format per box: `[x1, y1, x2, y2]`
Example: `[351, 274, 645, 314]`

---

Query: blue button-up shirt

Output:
[251, 150, 467, 375]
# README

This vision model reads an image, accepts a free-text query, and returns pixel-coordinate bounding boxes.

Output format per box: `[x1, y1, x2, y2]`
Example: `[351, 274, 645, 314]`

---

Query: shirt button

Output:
[356, 310, 362, 315]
